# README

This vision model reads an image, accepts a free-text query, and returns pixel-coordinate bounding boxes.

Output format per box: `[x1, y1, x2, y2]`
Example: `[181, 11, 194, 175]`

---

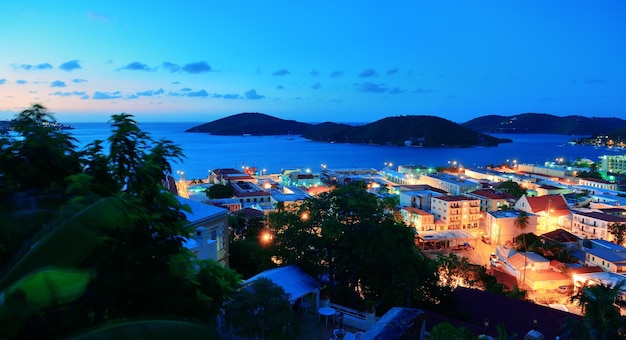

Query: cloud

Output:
[0, 79, 5, 85]
[126, 94, 138, 99]
[276, 85, 284, 90]
[15, 63, 53, 71]
[73, 78, 87, 83]
[356, 82, 388, 93]
[171, 81, 180, 84]
[387, 68, 399, 75]
[187, 89, 209, 97]
[163, 62, 181, 72]
[389, 87, 405, 94]
[311, 82, 321, 90]
[16, 80, 28, 84]
[136, 88, 165, 96]
[50, 80, 66, 88]
[584, 77, 607, 84]
[59, 60, 81, 71]
[223, 94, 241, 99]
[413, 87, 433, 94]
[87, 12, 109, 22]
[358, 68, 377, 78]
[182, 61, 212, 74]
[93, 91, 122, 100]
[119, 61, 154, 71]
[272, 69, 290, 76]
[330, 70, 343, 78]
[245, 89, 265, 100]
[310, 69, 320, 76]
[181, 87, 192, 92]
[51, 91, 87, 97]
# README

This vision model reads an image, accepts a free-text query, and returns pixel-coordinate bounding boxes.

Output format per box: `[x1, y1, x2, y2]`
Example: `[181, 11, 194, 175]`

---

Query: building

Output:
[417, 173, 482, 195]
[599, 154, 626, 174]
[231, 180, 272, 209]
[514, 194, 571, 233]
[398, 185, 446, 212]
[430, 195, 481, 230]
[178, 197, 230, 266]
[485, 210, 538, 246]
[584, 244, 626, 274]
[571, 210, 626, 241]
[464, 189, 510, 212]
[210, 168, 257, 185]
[400, 207, 436, 231]
[578, 177, 618, 191]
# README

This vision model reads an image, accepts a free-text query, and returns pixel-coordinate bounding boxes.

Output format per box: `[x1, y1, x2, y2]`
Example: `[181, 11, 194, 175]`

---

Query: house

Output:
[178, 196, 230, 266]
[523, 269, 571, 292]
[464, 189, 510, 212]
[514, 194, 571, 233]
[484, 210, 538, 246]
[400, 207, 436, 231]
[430, 195, 481, 230]
[571, 210, 626, 242]
[583, 239, 626, 273]
[500, 251, 550, 282]
[539, 228, 581, 251]
[398, 185, 446, 212]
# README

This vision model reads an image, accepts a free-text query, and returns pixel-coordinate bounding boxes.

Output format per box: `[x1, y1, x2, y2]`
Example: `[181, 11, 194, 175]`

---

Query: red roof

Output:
[526, 194, 569, 215]
[434, 195, 478, 202]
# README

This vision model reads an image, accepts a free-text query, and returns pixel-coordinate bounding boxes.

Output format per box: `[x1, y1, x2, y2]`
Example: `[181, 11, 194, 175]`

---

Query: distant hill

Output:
[304, 115, 508, 147]
[185, 112, 312, 135]
[187, 113, 510, 147]
[462, 113, 626, 136]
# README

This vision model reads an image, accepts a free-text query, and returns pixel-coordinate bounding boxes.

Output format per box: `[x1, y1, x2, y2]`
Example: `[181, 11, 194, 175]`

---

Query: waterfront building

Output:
[430, 195, 481, 230]
[210, 168, 256, 185]
[464, 189, 509, 213]
[514, 194, 571, 233]
[599, 154, 626, 174]
[485, 210, 538, 246]
[417, 172, 482, 195]
[231, 180, 272, 209]
[570, 210, 626, 241]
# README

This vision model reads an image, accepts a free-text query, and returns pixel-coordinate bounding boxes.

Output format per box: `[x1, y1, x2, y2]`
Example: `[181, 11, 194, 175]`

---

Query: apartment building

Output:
[465, 189, 509, 212]
[178, 197, 230, 266]
[578, 177, 618, 191]
[401, 207, 436, 231]
[571, 210, 626, 241]
[418, 173, 482, 195]
[599, 154, 626, 174]
[430, 195, 481, 230]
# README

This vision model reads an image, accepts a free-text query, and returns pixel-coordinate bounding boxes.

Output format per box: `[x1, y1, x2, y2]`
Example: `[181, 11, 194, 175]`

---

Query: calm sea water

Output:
[69, 122, 617, 180]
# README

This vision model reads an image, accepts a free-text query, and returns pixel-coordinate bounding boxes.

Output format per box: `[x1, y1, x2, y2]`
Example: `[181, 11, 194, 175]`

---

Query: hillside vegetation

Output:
[185, 112, 312, 135]
[462, 113, 626, 136]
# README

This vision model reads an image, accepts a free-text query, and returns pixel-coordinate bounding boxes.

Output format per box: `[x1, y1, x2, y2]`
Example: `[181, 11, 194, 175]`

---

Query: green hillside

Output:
[462, 113, 626, 135]
[185, 112, 312, 135]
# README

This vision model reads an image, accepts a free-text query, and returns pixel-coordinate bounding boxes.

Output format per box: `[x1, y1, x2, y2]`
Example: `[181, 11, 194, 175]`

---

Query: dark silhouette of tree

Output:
[497, 180, 527, 198]
[564, 281, 626, 339]
[206, 183, 234, 199]
[514, 211, 530, 251]
[608, 222, 626, 246]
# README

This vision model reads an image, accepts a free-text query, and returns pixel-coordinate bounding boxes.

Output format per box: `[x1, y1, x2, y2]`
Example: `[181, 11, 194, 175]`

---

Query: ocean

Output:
[69, 122, 617, 181]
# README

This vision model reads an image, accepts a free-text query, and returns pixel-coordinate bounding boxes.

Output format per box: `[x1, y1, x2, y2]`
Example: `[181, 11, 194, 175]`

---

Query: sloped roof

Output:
[525, 194, 570, 216]
[540, 228, 581, 244]
[243, 265, 321, 304]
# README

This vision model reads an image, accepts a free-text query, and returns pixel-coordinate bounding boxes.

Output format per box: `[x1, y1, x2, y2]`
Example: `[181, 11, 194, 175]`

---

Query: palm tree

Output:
[514, 211, 530, 251]
[567, 280, 626, 339]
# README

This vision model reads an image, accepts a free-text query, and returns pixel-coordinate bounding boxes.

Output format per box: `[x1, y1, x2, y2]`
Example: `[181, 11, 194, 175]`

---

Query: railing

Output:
[329, 303, 377, 331]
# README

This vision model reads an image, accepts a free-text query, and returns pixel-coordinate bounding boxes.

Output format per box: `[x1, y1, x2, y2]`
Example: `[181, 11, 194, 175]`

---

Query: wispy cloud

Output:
[14, 63, 53, 71]
[187, 89, 209, 97]
[51, 91, 89, 99]
[180, 87, 192, 92]
[245, 89, 264, 100]
[311, 82, 321, 90]
[73, 78, 87, 83]
[163, 62, 181, 73]
[272, 69, 290, 76]
[389, 87, 405, 94]
[51, 80, 66, 88]
[387, 68, 399, 75]
[276, 85, 285, 90]
[93, 91, 122, 100]
[59, 60, 81, 71]
[330, 70, 343, 78]
[182, 61, 212, 74]
[136, 88, 165, 96]
[358, 68, 377, 78]
[413, 87, 433, 94]
[584, 77, 607, 84]
[0, 79, 5, 85]
[356, 82, 388, 93]
[223, 94, 241, 99]
[16, 80, 28, 85]
[87, 11, 109, 22]
[310, 69, 320, 76]
[119, 62, 154, 71]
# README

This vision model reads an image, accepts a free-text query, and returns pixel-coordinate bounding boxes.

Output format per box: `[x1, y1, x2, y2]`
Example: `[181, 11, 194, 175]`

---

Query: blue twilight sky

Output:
[1, 1, 625, 123]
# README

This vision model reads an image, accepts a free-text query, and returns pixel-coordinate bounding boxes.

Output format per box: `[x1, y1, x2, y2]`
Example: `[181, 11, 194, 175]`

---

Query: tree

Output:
[497, 181, 527, 198]
[566, 281, 626, 339]
[427, 322, 475, 340]
[514, 211, 530, 251]
[608, 222, 626, 246]
[0, 105, 240, 338]
[223, 277, 299, 339]
[206, 183, 234, 199]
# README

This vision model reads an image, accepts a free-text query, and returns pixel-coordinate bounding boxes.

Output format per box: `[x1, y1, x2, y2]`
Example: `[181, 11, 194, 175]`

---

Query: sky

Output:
[1, 1, 625, 123]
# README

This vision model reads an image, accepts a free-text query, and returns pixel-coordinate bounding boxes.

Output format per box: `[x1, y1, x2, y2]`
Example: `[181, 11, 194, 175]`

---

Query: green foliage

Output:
[206, 183, 234, 199]
[223, 277, 299, 339]
[427, 322, 475, 340]
[566, 281, 626, 339]
[497, 180, 527, 198]
[608, 222, 626, 246]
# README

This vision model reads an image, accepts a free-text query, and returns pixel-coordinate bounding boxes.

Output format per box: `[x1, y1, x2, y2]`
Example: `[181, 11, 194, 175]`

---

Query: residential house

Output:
[178, 196, 230, 266]
[583, 239, 626, 273]
[499, 251, 567, 291]
[571, 210, 626, 242]
[539, 228, 581, 251]
[398, 185, 446, 212]
[523, 269, 571, 293]
[401, 207, 436, 231]
[485, 210, 538, 246]
[430, 195, 481, 230]
[514, 194, 571, 233]
[464, 189, 509, 213]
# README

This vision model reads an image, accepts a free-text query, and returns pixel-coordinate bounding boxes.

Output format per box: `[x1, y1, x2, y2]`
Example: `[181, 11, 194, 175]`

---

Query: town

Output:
[171, 153, 626, 339]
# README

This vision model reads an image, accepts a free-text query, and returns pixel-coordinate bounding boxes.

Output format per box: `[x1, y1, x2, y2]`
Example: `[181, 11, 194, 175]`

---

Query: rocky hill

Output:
[185, 112, 312, 135]
[462, 113, 626, 136]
